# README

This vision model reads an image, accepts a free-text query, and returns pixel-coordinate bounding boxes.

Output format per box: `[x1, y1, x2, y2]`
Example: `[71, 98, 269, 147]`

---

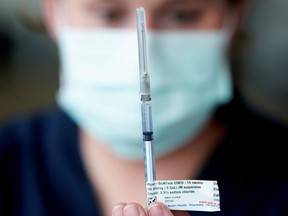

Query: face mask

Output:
[56, 27, 232, 160]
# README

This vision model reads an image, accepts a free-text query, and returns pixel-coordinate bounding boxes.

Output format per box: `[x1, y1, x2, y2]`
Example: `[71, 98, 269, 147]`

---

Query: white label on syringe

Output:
[146, 180, 220, 212]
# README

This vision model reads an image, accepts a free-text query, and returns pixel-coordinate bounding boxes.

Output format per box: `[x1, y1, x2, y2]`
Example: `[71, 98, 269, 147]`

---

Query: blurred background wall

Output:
[0, 0, 288, 125]
[237, 0, 288, 126]
[0, 0, 59, 123]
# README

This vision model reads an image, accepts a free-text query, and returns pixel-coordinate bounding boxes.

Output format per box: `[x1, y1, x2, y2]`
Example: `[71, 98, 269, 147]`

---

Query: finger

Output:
[148, 202, 190, 216]
[113, 202, 147, 216]
[124, 203, 147, 216]
[112, 203, 126, 216]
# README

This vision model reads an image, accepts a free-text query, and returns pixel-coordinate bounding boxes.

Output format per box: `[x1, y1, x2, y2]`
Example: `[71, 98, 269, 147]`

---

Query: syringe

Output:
[136, 7, 156, 194]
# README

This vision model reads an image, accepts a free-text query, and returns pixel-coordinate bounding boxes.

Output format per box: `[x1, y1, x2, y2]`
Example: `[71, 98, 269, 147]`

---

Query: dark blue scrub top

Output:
[0, 99, 288, 216]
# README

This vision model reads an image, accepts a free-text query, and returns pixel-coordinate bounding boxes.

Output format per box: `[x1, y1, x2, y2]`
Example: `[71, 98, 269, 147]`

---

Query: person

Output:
[0, 0, 288, 215]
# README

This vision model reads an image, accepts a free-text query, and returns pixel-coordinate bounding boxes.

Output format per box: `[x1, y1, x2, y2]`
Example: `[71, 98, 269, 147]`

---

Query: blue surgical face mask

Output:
[56, 28, 232, 160]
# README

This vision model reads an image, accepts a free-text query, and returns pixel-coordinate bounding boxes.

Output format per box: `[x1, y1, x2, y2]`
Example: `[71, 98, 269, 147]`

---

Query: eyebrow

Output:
[85, 0, 127, 7]
[164, 0, 211, 6]
[87, 0, 212, 9]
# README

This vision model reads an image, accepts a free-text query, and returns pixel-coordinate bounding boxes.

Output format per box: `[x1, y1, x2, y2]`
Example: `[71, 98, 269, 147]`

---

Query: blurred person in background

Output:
[1, 0, 288, 216]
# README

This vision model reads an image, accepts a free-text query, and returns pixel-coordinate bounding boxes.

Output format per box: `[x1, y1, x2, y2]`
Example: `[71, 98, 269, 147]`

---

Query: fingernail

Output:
[148, 204, 164, 216]
[112, 203, 125, 216]
[124, 204, 140, 216]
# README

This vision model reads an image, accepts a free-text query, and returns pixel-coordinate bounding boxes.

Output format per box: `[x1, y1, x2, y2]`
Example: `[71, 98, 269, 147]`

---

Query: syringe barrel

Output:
[141, 101, 156, 185]
[141, 101, 153, 136]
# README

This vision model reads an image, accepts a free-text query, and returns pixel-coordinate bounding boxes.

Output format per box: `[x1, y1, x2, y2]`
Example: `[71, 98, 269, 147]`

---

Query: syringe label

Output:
[146, 180, 220, 212]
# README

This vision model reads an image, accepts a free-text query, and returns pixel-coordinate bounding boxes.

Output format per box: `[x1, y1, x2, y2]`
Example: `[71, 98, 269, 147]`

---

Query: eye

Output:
[83, 3, 128, 27]
[156, 8, 203, 29]
[97, 8, 126, 24]
[168, 10, 202, 23]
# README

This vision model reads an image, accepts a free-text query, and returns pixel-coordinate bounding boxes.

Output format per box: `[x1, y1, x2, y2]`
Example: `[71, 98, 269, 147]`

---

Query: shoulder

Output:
[207, 98, 288, 215]
[213, 95, 288, 179]
[0, 107, 88, 215]
[0, 106, 78, 175]
[216, 94, 288, 145]
[0, 106, 76, 153]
